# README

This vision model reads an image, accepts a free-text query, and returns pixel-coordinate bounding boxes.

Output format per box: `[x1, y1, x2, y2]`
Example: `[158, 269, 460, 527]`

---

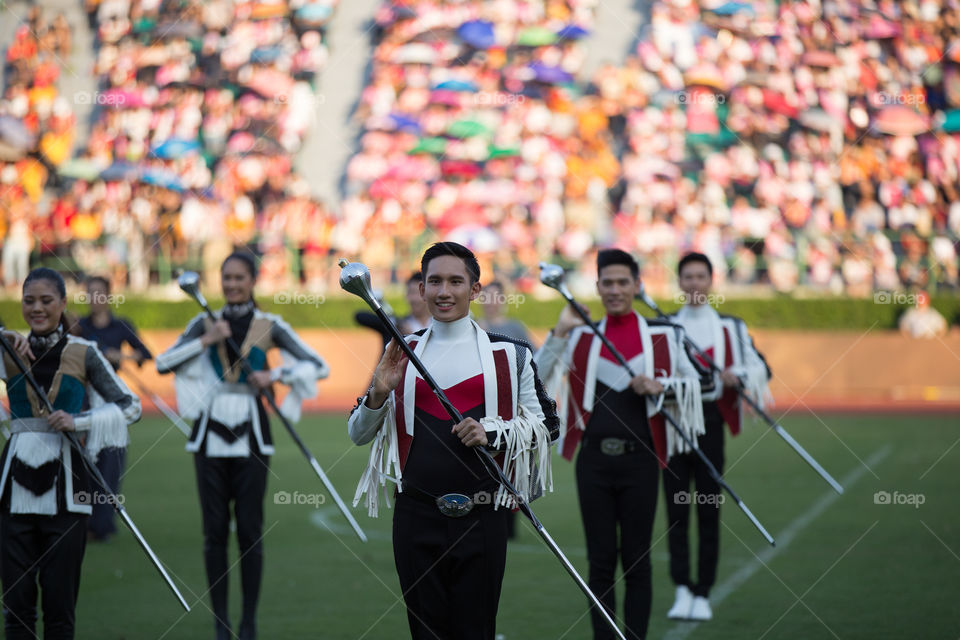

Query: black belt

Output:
[398, 484, 497, 517]
[583, 436, 644, 456]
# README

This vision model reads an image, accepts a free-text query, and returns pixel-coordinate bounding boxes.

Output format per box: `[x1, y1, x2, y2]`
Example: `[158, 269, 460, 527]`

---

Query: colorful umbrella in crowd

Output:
[0, 115, 35, 149]
[435, 79, 479, 92]
[429, 89, 462, 107]
[516, 26, 558, 47]
[99, 161, 141, 182]
[408, 137, 448, 155]
[557, 24, 590, 40]
[528, 62, 573, 85]
[440, 160, 482, 178]
[57, 157, 104, 181]
[152, 138, 202, 159]
[707, 2, 756, 16]
[140, 167, 185, 191]
[457, 20, 496, 49]
[251, 46, 286, 64]
[296, 3, 334, 24]
[487, 145, 520, 159]
[389, 113, 422, 133]
[939, 109, 960, 133]
[446, 119, 492, 139]
[872, 106, 930, 136]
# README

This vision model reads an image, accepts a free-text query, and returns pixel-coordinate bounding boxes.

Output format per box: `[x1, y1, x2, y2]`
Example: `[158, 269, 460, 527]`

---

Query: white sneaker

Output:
[667, 585, 693, 619]
[688, 596, 712, 621]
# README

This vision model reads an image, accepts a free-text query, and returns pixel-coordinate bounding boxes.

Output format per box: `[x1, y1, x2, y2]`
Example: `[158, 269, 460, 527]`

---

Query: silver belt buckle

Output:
[436, 493, 474, 518]
[600, 438, 626, 456]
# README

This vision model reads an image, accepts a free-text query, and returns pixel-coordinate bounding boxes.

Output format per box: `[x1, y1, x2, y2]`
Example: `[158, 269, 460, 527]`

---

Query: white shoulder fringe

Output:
[481, 404, 554, 509]
[656, 377, 706, 459]
[352, 399, 402, 518]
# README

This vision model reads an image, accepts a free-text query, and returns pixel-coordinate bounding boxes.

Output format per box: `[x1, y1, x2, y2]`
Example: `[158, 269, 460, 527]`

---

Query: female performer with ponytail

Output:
[156, 252, 329, 640]
[0, 267, 141, 639]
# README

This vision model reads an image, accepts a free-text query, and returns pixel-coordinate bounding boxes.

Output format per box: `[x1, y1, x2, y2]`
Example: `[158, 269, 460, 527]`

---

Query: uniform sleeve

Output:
[120, 319, 153, 362]
[347, 393, 391, 445]
[75, 344, 142, 456]
[155, 314, 206, 374]
[270, 317, 330, 380]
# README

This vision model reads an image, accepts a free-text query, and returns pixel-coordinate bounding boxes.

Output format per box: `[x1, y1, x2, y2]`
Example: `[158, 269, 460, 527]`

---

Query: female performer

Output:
[0, 267, 140, 639]
[156, 252, 329, 640]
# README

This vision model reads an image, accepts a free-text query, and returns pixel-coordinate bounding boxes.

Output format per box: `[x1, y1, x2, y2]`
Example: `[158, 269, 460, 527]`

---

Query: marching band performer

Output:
[535, 249, 705, 640]
[156, 252, 329, 640]
[0, 267, 141, 639]
[663, 252, 771, 621]
[348, 242, 558, 640]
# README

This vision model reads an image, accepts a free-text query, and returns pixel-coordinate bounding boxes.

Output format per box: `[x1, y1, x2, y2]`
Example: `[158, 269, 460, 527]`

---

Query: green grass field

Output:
[57, 411, 957, 639]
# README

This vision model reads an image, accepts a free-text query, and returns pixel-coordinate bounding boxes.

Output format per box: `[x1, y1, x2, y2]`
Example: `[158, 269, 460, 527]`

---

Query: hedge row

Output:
[1, 295, 957, 331]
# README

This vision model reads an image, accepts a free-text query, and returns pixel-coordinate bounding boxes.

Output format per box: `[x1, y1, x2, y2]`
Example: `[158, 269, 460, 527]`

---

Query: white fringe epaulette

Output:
[740, 364, 773, 418]
[277, 351, 320, 424]
[481, 404, 554, 509]
[83, 404, 129, 458]
[656, 376, 706, 459]
[352, 402, 402, 518]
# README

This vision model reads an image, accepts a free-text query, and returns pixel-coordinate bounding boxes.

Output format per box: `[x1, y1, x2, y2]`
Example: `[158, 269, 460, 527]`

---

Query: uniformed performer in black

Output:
[535, 249, 704, 640]
[156, 252, 329, 640]
[77, 275, 153, 542]
[0, 268, 141, 640]
[663, 252, 771, 621]
[348, 242, 558, 640]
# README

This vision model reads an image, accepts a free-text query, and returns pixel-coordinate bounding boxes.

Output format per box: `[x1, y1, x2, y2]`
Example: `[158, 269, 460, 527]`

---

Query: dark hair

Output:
[406, 272, 423, 285]
[597, 249, 639, 279]
[23, 268, 66, 299]
[485, 280, 504, 291]
[678, 252, 713, 277]
[421, 242, 480, 284]
[86, 275, 110, 294]
[222, 251, 258, 280]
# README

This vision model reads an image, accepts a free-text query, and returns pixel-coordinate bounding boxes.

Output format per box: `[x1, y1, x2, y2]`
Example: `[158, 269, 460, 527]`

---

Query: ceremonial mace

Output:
[0, 327, 191, 611]
[635, 285, 843, 494]
[177, 272, 368, 543]
[339, 259, 629, 640]
[538, 263, 775, 546]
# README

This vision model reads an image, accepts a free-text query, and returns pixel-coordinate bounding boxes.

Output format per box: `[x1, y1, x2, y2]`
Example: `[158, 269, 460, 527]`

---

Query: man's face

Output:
[421, 255, 481, 322]
[406, 280, 427, 317]
[678, 261, 712, 306]
[597, 264, 640, 316]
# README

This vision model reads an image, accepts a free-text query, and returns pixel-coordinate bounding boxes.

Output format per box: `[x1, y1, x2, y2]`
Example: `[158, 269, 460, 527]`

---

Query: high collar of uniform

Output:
[430, 315, 473, 341]
[679, 303, 716, 319]
[222, 300, 255, 319]
[28, 326, 65, 353]
[605, 310, 637, 327]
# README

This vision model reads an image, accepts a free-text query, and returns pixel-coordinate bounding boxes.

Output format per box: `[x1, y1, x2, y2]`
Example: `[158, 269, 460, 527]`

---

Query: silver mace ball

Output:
[337, 259, 380, 309]
[178, 270, 208, 308]
[538, 262, 573, 299]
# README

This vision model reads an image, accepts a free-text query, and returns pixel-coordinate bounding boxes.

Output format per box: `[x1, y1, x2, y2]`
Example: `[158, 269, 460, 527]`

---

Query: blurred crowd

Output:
[2, 0, 960, 300]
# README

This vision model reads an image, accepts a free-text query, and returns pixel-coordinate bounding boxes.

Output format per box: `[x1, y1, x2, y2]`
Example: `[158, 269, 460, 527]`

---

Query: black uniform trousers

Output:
[662, 401, 725, 598]
[194, 446, 269, 640]
[88, 446, 125, 540]
[1, 511, 88, 640]
[392, 493, 510, 640]
[576, 438, 660, 640]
